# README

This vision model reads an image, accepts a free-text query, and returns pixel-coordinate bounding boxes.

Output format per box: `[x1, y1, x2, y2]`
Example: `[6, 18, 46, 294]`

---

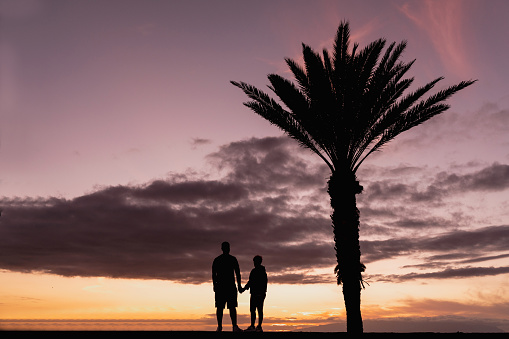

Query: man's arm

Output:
[263, 269, 268, 292]
[234, 258, 242, 291]
[212, 260, 217, 292]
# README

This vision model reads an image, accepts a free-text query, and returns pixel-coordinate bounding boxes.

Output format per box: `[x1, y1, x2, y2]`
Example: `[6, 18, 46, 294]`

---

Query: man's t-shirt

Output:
[212, 253, 240, 293]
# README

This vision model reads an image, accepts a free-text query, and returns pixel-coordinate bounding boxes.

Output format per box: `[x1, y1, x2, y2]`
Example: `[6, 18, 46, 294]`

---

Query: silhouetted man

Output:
[212, 241, 243, 332]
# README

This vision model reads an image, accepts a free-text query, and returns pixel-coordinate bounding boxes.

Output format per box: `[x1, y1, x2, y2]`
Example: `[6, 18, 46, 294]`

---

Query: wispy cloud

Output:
[388, 266, 509, 282]
[398, 0, 473, 77]
[190, 138, 212, 149]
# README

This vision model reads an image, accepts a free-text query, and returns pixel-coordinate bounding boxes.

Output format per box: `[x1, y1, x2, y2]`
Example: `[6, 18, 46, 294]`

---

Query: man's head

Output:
[221, 241, 230, 254]
[253, 255, 262, 267]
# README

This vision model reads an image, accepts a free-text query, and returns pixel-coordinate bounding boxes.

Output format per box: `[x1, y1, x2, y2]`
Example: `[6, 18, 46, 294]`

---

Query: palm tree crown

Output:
[231, 22, 475, 174]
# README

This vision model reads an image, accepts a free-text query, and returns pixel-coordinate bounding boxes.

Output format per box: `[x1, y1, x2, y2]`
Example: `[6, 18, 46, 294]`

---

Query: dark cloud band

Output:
[1, 137, 508, 284]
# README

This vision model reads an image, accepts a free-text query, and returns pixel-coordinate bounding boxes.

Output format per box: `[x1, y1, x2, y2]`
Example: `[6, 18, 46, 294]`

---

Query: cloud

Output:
[207, 136, 329, 192]
[132, 179, 248, 203]
[363, 225, 509, 282]
[190, 138, 212, 149]
[398, 0, 472, 77]
[378, 266, 509, 283]
[357, 161, 509, 243]
[434, 163, 509, 192]
[368, 101, 509, 164]
[362, 162, 509, 207]
[362, 225, 509, 262]
[0, 137, 335, 284]
[0, 136, 508, 284]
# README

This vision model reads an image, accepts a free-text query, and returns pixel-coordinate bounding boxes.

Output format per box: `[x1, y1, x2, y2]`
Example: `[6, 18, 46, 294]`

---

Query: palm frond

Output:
[267, 74, 309, 115]
[353, 79, 477, 171]
[302, 44, 336, 112]
[231, 80, 334, 171]
[267, 74, 337, 162]
[285, 57, 311, 98]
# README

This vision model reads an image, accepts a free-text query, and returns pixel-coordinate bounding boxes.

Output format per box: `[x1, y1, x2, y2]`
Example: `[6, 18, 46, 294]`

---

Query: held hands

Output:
[238, 285, 245, 294]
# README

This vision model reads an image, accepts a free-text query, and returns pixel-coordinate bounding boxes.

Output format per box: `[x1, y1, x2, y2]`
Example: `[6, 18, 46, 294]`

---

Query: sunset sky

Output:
[1, 0, 509, 332]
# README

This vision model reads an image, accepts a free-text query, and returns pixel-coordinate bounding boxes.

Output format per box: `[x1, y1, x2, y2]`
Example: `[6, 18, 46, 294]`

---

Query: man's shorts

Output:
[215, 286, 238, 309]
[250, 293, 266, 309]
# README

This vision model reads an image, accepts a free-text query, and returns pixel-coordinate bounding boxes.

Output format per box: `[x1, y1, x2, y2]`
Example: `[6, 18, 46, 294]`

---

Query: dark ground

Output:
[1, 331, 506, 338]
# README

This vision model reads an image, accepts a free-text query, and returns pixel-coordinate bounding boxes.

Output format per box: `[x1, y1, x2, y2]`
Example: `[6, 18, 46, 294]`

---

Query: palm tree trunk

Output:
[328, 171, 364, 334]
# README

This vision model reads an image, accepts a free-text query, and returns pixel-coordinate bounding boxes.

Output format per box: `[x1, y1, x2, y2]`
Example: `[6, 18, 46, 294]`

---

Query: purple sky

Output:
[1, 0, 509, 332]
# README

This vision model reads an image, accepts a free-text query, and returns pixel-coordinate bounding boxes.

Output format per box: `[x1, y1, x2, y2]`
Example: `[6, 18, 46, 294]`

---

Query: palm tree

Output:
[231, 21, 475, 333]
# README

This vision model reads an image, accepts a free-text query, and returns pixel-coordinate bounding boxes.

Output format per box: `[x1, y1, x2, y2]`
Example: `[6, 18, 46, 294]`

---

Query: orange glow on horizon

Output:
[2, 269, 508, 331]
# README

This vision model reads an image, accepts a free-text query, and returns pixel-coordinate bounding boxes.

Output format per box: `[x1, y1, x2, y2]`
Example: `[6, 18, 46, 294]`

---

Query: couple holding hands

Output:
[212, 241, 267, 332]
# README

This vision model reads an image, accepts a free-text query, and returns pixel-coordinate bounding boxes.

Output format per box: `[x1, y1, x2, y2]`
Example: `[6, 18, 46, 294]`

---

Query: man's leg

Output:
[216, 307, 223, 330]
[229, 306, 237, 327]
